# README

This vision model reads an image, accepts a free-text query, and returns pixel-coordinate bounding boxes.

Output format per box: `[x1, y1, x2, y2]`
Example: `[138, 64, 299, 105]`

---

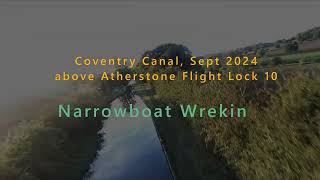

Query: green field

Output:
[261, 50, 320, 66]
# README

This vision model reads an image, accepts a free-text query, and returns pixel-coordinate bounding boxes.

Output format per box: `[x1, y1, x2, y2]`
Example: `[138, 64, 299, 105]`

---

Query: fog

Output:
[0, 1, 319, 109]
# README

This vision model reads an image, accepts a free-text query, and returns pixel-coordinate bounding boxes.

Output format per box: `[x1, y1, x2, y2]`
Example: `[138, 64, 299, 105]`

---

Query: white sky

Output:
[0, 1, 319, 107]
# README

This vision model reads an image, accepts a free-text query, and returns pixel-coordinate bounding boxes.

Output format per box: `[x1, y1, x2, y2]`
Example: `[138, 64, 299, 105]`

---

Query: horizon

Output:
[0, 2, 319, 107]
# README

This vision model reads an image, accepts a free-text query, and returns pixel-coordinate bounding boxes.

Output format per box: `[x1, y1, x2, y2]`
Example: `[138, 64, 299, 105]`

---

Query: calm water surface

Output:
[87, 95, 173, 180]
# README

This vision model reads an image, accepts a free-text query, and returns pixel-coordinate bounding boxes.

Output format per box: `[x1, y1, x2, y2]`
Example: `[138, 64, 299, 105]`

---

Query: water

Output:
[87, 95, 173, 180]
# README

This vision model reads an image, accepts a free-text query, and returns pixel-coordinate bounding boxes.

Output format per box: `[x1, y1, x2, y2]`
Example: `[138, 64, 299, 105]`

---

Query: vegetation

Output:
[1, 25, 320, 180]
[285, 41, 299, 53]
[137, 43, 202, 72]
[297, 27, 320, 42]
[147, 71, 320, 179]
[260, 50, 320, 66]
[0, 81, 115, 180]
[271, 56, 282, 65]
[219, 26, 320, 57]
[134, 42, 320, 179]
[138, 84, 236, 180]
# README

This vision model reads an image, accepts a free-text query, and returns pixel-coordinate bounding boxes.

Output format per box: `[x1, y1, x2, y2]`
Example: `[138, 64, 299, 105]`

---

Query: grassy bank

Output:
[0, 81, 115, 180]
[137, 69, 320, 179]
[137, 88, 235, 180]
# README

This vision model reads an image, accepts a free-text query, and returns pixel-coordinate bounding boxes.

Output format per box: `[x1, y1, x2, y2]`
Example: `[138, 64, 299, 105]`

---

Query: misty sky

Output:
[0, 1, 319, 108]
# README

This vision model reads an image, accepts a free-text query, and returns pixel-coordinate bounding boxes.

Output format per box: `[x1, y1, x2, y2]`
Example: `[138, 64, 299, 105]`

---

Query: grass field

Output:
[261, 50, 320, 65]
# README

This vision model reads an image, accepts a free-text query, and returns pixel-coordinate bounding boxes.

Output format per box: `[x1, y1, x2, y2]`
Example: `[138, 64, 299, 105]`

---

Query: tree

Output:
[142, 43, 193, 71]
[256, 48, 265, 57]
[105, 66, 133, 88]
[271, 57, 282, 65]
[285, 41, 299, 53]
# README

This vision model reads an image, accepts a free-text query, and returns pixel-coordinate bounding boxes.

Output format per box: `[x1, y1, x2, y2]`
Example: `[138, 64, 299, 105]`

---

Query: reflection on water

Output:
[119, 86, 136, 108]
[87, 87, 173, 180]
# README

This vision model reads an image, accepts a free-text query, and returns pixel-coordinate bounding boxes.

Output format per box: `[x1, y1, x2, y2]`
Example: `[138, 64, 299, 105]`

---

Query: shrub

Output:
[271, 57, 282, 65]
[0, 81, 112, 180]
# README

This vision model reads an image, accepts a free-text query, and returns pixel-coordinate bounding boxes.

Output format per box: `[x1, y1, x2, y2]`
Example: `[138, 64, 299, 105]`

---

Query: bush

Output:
[271, 57, 282, 65]
[0, 81, 113, 180]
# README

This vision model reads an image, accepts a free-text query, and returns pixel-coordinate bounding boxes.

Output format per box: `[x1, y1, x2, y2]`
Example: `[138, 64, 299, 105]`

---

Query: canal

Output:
[86, 89, 173, 180]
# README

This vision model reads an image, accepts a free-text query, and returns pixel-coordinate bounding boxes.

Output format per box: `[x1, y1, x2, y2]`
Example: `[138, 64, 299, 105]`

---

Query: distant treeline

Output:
[204, 26, 320, 58]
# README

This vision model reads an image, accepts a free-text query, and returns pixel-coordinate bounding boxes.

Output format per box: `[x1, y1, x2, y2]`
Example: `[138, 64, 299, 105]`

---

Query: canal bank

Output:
[135, 83, 235, 180]
[86, 94, 173, 180]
